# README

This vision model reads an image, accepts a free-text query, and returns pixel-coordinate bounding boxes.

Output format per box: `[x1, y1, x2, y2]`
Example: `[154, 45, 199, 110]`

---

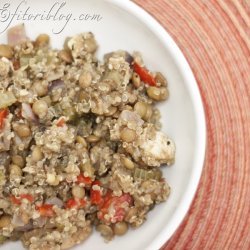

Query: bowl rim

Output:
[105, 0, 207, 249]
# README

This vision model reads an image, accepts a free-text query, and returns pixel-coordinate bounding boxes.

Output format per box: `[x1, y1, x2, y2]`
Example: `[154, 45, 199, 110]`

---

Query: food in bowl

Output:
[0, 24, 175, 249]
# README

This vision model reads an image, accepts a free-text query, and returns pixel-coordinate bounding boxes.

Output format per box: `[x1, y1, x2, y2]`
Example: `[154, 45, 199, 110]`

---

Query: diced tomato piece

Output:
[0, 109, 8, 129]
[97, 192, 133, 223]
[77, 174, 93, 186]
[65, 198, 86, 209]
[36, 204, 54, 217]
[102, 189, 113, 203]
[90, 190, 103, 205]
[56, 117, 65, 127]
[11, 194, 34, 205]
[92, 180, 102, 186]
[79, 199, 86, 207]
[90, 180, 104, 206]
[10, 196, 21, 205]
[65, 198, 77, 209]
[90, 190, 103, 206]
[133, 62, 156, 86]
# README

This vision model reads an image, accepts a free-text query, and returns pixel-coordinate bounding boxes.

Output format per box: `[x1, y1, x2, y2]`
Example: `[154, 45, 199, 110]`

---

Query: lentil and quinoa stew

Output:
[0, 24, 175, 250]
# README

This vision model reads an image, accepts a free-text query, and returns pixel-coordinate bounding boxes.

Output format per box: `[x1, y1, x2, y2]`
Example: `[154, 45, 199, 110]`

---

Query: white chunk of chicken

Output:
[139, 127, 175, 167]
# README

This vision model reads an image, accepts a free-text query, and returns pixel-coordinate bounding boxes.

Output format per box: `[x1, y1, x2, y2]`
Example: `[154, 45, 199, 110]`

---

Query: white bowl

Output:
[0, 0, 206, 249]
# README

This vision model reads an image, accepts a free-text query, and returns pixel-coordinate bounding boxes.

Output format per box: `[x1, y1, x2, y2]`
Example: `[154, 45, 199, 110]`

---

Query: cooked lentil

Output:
[79, 71, 92, 88]
[120, 127, 136, 143]
[121, 156, 135, 170]
[76, 136, 87, 147]
[147, 86, 169, 101]
[14, 124, 31, 138]
[0, 215, 11, 228]
[134, 101, 148, 119]
[0, 45, 13, 59]
[155, 72, 168, 86]
[11, 155, 25, 168]
[32, 81, 48, 97]
[96, 224, 114, 241]
[58, 49, 73, 63]
[31, 146, 43, 162]
[132, 72, 141, 88]
[113, 222, 128, 236]
[32, 100, 48, 118]
[9, 164, 22, 176]
[35, 34, 50, 47]
[86, 135, 101, 143]
[0, 25, 175, 249]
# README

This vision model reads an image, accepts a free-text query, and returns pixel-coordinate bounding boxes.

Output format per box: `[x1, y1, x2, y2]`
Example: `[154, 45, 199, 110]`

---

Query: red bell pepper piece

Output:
[36, 204, 54, 217]
[97, 192, 133, 223]
[65, 198, 86, 209]
[0, 109, 8, 129]
[77, 174, 93, 186]
[56, 117, 65, 127]
[90, 189, 103, 206]
[11, 194, 34, 205]
[133, 62, 156, 86]
[90, 180, 103, 206]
